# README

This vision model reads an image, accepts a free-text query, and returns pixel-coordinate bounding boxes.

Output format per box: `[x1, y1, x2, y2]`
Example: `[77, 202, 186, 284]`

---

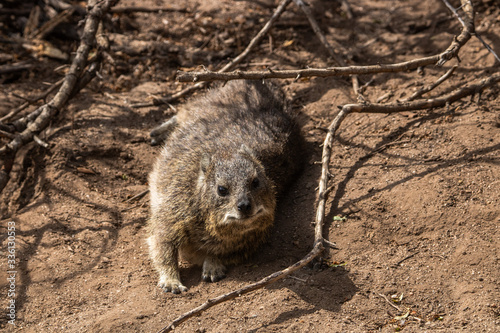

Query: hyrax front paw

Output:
[202, 257, 226, 283]
[158, 275, 188, 294]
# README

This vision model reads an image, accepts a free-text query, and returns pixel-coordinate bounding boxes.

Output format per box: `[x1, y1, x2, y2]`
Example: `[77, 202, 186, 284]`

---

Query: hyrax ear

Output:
[238, 144, 255, 158]
[200, 153, 211, 174]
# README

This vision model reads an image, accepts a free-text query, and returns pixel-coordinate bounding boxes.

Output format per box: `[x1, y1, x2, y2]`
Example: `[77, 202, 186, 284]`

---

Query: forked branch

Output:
[176, 0, 474, 83]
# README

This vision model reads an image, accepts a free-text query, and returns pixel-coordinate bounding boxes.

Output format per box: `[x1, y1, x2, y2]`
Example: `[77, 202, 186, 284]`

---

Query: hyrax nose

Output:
[237, 198, 252, 215]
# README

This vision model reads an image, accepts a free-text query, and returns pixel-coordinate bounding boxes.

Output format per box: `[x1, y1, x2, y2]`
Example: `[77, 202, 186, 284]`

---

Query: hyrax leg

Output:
[147, 234, 187, 293]
[202, 256, 227, 283]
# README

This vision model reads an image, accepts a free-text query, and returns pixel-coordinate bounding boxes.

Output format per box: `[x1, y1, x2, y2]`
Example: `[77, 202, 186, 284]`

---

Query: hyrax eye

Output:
[217, 185, 229, 197]
[251, 178, 260, 189]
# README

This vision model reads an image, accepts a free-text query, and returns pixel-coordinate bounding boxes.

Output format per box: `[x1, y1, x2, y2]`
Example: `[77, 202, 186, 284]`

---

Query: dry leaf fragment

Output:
[23, 40, 69, 61]
[394, 308, 410, 321]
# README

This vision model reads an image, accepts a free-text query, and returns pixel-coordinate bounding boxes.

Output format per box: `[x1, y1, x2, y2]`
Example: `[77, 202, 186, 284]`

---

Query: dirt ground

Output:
[1, 0, 499, 332]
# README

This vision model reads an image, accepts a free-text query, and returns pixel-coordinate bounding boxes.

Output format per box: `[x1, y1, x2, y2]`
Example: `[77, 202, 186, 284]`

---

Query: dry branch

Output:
[175, 45, 468, 82]
[177, 0, 474, 83]
[0, 78, 64, 123]
[292, 0, 344, 66]
[441, 0, 499, 63]
[338, 72, 500, 115]
[405, 66, 457, 101]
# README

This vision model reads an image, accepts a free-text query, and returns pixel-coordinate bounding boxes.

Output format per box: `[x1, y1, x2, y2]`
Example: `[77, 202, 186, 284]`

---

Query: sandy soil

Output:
[1, 0, 499, 332]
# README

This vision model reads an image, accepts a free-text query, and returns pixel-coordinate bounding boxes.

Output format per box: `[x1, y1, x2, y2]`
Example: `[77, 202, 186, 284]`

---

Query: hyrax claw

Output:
[158, 278, 188, 294]
[202, 257, 227, 283]
[147, 80, 303, 292]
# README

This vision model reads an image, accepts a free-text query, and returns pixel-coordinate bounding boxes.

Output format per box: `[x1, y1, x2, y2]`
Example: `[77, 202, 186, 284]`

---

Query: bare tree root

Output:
[0, 0, 118, 193]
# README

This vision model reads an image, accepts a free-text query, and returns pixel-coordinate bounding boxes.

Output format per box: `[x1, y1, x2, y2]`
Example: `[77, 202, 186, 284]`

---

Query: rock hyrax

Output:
[147, 80, 303, 293]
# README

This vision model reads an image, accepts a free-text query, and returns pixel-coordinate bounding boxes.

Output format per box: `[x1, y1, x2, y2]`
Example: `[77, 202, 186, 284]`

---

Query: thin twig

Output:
[292, 0, 344, 66]
[33, 135, 49, 148]
[287, 275, 307, 282]
[0, 78, 64, 123]
[0, 62, 34, 75]
[132, 0, 292, 108]
[441, 0, 468, 28]
[393, 251, 420, 267]
[377, 293, 403, 312]
[441, 0, 499, 62]
[124, 189, 149, 203]
[474, 34, 500, 63]
[323, 238, 339, 250]
[406, 66, 457, 101]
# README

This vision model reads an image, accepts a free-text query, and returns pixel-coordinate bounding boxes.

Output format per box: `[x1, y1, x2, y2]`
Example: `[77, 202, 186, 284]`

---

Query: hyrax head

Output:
[197, 145, 276, 230]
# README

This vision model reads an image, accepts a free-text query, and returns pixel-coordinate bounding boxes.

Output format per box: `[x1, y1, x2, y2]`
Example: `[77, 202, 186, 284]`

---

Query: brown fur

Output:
[147, 80, 302, 293]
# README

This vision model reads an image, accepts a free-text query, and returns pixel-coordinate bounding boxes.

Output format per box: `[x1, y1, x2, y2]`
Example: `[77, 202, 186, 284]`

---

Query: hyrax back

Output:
[147, 80, 302, 293]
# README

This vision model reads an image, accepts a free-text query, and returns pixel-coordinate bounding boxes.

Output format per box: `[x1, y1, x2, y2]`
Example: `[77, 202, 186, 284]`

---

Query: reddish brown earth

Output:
[1, 0, 499, 332]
